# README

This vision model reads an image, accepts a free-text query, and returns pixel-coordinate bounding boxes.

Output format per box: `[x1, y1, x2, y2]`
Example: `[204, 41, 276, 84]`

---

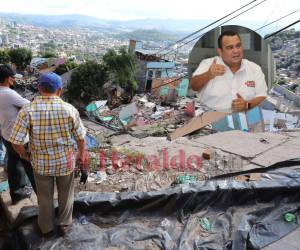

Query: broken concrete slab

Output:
[169, 111, 228, 141]
[118, 102, 139, 120]
[82, 119, 117, 136]
[251, 140, 300, 167]
[109, 135, 263, 178]
[111, 135, 206, 158]
[190, 130, 289, 158]
[287, 137, 300, 147]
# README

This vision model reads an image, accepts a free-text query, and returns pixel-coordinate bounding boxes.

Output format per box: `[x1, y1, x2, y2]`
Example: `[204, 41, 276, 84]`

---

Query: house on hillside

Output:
[129, 40, 189, 98]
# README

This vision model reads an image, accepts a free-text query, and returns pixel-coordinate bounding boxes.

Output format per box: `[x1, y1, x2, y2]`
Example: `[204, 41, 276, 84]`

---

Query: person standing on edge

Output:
[0, 64, 36, 204]
[9, 72, 86, 237]
[190, 30, 267, 112]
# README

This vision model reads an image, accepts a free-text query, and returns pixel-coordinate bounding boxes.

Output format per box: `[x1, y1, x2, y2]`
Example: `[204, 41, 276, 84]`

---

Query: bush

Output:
[66, 61, 108, 105]
[55, 60, 78, 75]
[8, 48, 32, 71]
[102, 46, 138, 92]
[0, 50, 10, 64]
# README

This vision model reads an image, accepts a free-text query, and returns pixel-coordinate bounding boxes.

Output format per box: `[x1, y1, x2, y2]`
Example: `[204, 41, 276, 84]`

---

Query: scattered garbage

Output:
[85, 134, 98, 150]
[87, 171, 107, 184]
[283, 212, 296, 223]
[175, 174, 197, 184]
[259, 138, 270, 144]
[199, 217, 212, 233]
[95, 171, 107, 184]
[77, 214, 88, 225]
[160, 218, 171, 229]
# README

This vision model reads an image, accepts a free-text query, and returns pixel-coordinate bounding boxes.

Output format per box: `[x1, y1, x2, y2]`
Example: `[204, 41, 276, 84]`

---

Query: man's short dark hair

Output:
[0, 65, 15, 83]
[218, 30, 241, 49]
[38, 83, 57, 93]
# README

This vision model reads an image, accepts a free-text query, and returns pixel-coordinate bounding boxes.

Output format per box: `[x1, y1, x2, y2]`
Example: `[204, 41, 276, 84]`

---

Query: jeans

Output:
[2, 138, 36, 198]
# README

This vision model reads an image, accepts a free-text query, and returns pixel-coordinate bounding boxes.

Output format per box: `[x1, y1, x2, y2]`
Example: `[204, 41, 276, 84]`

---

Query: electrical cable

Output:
[161, 0, 267, 57]
[156, 0, 260, 54]
[255, 9, 300, 31]
[260, 0, 283, 28]
[265, 19, 300, 39]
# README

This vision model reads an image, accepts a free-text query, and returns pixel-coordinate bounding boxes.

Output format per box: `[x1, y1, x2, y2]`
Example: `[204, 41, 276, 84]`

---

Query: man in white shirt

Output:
[190, 30, 267, 112]
[0, 65, 36, 204]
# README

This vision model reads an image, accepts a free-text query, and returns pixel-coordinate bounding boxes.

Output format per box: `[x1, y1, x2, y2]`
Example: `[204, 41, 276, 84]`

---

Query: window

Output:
[148, 70, 153, 78]
[155, 70, 161, 78]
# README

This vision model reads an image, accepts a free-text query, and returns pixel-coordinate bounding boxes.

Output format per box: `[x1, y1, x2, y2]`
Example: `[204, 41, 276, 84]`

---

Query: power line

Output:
[260, 0, 283, 28]
[255, 9, 300, 31]
[264, 19, 300, 39]
[153, 16, 300, 90]
[161, 0, 267, 58]
[156, 0, 259, 54]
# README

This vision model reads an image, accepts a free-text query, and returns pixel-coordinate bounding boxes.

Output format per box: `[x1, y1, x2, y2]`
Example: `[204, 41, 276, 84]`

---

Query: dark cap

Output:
[38, 72, 62, 90]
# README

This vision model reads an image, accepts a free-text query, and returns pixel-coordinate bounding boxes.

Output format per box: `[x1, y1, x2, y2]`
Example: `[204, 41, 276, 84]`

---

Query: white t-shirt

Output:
[0, 86, 30, 141]
[192, 56, 267, 112]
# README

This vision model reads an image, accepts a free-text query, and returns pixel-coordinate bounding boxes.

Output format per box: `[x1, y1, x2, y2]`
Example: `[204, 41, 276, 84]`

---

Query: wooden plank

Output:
[168, 111, 228, 141]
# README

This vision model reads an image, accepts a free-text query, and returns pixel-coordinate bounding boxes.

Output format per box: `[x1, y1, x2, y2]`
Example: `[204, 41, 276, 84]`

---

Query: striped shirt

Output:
[9, 95, 86, 176]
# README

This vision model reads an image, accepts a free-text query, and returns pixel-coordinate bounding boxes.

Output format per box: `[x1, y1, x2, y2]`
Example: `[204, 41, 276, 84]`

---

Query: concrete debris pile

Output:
[264, 84, 300, 113]
[80, 89, 300, 193]
[81, 94, 225, 192]
[4, 78, 299, 194]
[13, 77, 39, 100]
[85, 94, 210, 138]
[76, 133, 254, 193]
[262, 109, 300, 131]
[78, 125, 300, 193]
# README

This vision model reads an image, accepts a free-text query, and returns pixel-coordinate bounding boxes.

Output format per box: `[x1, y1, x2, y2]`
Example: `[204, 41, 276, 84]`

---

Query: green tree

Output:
[66, 61, 108, 104]
[0, 50, 10, 64]
[55, 60, 78, 75]
[102, 46, 138, 92]
[8, 48, 32, 70]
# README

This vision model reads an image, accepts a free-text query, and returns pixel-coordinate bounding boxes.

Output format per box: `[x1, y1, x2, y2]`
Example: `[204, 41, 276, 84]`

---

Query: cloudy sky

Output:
[0, 0, 299, 27]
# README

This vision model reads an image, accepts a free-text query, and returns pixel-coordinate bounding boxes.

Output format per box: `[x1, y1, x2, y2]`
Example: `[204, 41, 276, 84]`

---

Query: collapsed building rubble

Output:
[3, 74, 300, 195]
[77, 87, 300, 194]
[1, 75, 300, 249]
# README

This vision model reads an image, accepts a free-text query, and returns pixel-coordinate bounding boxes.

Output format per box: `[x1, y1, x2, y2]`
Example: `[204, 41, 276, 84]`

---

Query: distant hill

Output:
[115, 29, 186, 42]
[0, 13, 212, 32]
[118, 19, 212, 32]
[0, 13, 112, 28]
[0, 12, 295, 34]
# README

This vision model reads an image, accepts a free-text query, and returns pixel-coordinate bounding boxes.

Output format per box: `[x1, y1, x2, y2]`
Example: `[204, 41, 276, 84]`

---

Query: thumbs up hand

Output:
[208, 58, 225, 79]
[232, 93, 247, 111]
